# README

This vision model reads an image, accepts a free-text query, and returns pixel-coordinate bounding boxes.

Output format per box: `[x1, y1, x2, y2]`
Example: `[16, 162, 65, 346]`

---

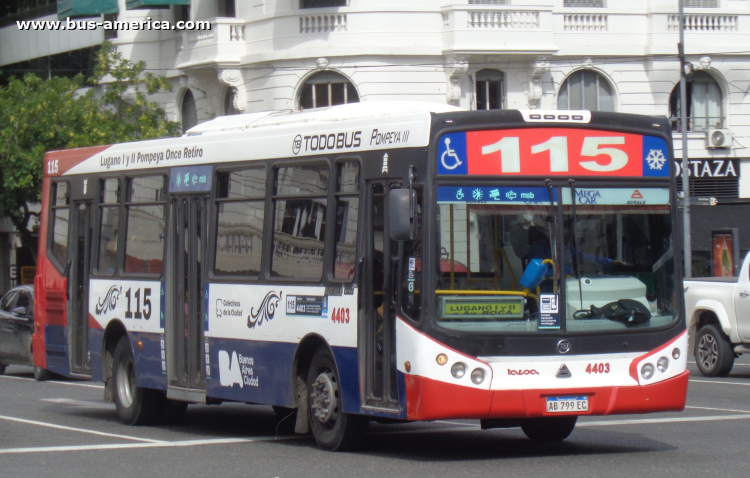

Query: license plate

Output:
[546, 396, 589, 413]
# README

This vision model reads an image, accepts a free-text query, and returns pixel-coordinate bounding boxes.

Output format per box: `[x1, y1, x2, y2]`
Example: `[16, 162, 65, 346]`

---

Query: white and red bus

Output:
[33, 102, 687, 450]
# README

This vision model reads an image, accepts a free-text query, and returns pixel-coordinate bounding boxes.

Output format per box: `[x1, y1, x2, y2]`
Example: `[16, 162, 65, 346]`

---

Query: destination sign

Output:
[169, 165, 213, 193]
[437, 128, 669, 178]
[439, 297, 525, 320]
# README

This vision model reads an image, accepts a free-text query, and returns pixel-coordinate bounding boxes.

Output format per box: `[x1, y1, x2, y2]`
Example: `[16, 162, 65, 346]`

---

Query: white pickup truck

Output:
[684, 252, 750, 377]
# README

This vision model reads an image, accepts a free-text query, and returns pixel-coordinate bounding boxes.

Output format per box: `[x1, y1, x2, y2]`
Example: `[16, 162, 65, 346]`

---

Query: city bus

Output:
[33, 102, 687, 450]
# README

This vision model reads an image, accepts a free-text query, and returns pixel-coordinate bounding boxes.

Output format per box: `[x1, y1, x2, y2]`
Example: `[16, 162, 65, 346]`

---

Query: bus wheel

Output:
[113, 336, 161, 425]
[520, 416, 577, 442]
[33, 366, 51, 381]
[0, 364, 6, 375]
[307, 348, 367, 451]
[695, 325, 734, 377]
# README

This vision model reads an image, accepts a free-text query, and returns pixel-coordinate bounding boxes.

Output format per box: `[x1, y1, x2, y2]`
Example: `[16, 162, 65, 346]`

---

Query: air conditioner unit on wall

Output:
[706, 128, 733, 149]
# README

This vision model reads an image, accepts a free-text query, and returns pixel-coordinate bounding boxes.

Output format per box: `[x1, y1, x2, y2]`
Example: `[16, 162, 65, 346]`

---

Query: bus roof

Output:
[45, 101, 464, 178]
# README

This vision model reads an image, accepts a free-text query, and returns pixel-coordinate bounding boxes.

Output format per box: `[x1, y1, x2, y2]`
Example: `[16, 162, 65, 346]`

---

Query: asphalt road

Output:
[2, 356, 750, 478]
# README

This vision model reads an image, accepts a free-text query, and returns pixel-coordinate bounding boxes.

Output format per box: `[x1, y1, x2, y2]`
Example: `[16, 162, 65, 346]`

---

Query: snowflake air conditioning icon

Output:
[645, 149, 666, 171]
[472, 188, 483, 201]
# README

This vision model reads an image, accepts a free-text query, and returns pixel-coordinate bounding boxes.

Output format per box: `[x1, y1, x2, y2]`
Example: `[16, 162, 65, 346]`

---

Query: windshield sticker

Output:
[539, 294, 561, 330]
[562, 188, 670, 206]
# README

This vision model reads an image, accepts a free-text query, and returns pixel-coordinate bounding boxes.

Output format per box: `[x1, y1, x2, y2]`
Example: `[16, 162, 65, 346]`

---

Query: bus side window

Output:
[97, 178, 120, 275]
[50, 182, 70, 268]
[123, 176, 166, 275]
[214, 168, 267, 277]
[270, 164, 329, 280]
[333, 160, 359, 280]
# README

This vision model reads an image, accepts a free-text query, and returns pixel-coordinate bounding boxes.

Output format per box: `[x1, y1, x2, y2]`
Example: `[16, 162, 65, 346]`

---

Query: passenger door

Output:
[167, 193, 209, 394]
[68, 201, 93, 375]
[734, 254, 750, 342]
[361, 181, 400, 411]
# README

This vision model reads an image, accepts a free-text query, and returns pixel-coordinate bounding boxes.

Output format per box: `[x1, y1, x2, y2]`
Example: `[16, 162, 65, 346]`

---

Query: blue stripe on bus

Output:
[44, 325, 69, 376]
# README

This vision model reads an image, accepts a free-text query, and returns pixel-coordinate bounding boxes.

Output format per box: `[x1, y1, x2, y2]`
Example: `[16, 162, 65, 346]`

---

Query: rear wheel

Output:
[33, 366, 51, 381]
[520, 416, 577, 442]
[0, 364, 6, 375]
[112, 336, 162, 425]
[307, 347, 367, 451]
[695, 324, 734, 377]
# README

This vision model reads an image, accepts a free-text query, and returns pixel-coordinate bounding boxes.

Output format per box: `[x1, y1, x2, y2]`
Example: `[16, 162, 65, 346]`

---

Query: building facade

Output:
[1, 0, 750, 278]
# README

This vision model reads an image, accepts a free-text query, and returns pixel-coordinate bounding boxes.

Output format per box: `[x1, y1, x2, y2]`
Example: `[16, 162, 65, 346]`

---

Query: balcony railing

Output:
[466, 10, 540, 29]
[299, 14, 347, 34]
[564, 14, 607, 31]
[667, 14, 738, 32]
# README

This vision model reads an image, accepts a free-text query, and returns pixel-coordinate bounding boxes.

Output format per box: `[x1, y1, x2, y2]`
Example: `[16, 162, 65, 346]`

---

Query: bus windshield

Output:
[434, 186, 677, 333]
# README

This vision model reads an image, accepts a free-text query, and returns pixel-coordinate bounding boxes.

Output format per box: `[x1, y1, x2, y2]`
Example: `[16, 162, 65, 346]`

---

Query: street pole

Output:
[679, 0, 691, 278]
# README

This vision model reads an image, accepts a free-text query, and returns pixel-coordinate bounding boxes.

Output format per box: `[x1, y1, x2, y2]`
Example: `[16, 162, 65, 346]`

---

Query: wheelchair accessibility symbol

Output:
[441, 138, 462, 170]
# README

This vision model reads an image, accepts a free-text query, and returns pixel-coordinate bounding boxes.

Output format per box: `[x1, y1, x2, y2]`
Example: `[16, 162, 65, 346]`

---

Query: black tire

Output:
[520, 416, 577, 442]
[307, 347, 367, 451]
[695, 324, 734, 377]
[33, 366, 51, 381]
[112, 336, 162, 425]
[0, 364, 6, 375]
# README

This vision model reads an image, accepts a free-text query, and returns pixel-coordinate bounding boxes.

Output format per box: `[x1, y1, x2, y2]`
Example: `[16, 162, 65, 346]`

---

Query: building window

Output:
[218, 0, 236, 17]
[301, 0, 347, 8]
[475, 69, 504, 110]
[557, 70, 614, 111]
[181, 89, 197, 132]
[564, 0, 604, 6]
[670, 71, 723, 132]
[684, 0, 717, 7]
[299, 71, 359, 110]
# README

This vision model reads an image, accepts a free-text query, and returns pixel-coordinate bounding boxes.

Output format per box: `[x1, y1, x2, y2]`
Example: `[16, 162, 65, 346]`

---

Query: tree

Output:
[0, 42, 179, 262]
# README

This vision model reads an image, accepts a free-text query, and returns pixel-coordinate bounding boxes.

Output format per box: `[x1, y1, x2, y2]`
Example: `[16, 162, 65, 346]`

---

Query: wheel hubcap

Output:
[697, 334, 718, 370]
[116, 356, 135, 408]
[310, 370, 338, 426]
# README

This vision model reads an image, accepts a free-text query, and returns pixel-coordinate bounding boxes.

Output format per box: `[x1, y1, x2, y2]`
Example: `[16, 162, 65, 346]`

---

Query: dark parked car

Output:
[0, 285, 50, 380]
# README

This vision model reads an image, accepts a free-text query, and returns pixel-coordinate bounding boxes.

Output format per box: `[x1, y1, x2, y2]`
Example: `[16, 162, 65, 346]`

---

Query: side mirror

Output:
[389, 189, 417, 241]
[11, 306, 27, 318]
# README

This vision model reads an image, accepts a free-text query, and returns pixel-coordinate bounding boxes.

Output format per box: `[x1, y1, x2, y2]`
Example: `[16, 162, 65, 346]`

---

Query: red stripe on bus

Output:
[405, 371, 688, 421]
[44, 144, 112, 177]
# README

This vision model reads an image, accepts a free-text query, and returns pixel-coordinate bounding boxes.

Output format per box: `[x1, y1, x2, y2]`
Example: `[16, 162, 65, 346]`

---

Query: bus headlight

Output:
[641, 363, 655, 380]
[436, 353, 448, 366]
[470, 368, 485, 384]
[451, 363, 466, 379]
[672, 347, 681, 360]
[657, 357, 669, 373]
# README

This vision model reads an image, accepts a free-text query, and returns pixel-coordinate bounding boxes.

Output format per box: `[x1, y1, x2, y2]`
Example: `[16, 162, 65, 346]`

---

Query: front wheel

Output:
[307, 347, 367, 451]
[112, 336, 162, 425]
[520, 416, 577, 442]
[695, 324, 734, 377]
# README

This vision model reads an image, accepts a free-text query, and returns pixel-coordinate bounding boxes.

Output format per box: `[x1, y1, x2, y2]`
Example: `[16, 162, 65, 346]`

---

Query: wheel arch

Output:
[292, 333, 334, 392]
[693, 300, 732, 338]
